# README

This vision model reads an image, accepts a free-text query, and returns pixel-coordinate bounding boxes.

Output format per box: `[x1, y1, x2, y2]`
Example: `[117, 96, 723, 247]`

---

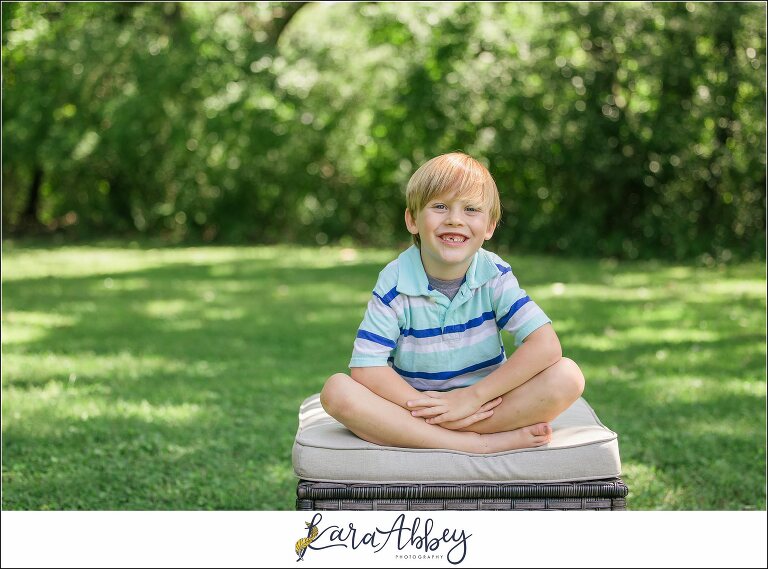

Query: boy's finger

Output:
[455, 410, 493, 429]
[446, 417, 472, 430]
[426, 413, 452, 425]
[407, 398, 443, 408]
[410, 407, 443, 418]
[479, 397, 503, 412]
[464, 409, 493, 427]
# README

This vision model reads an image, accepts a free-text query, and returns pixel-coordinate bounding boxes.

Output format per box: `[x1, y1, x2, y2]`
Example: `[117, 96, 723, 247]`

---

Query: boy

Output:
[321, 152, 585, 453]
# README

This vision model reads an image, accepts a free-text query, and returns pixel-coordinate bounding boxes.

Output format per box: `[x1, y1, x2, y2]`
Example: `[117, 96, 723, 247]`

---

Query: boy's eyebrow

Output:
[429, 197, 485, 206]
[430, 194, 484, 204]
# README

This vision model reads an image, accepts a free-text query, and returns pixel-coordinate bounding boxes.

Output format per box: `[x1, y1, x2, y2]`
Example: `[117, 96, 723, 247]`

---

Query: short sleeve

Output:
[349, 285, 401, 368]
[492, 268, 551, 346]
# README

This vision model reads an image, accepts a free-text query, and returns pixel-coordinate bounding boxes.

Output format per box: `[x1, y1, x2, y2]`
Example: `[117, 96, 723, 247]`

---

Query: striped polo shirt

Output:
[349, 245, 551, 391]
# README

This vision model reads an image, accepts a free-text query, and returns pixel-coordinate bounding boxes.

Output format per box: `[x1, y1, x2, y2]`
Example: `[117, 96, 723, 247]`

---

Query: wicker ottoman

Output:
[292, 394, 628, 511]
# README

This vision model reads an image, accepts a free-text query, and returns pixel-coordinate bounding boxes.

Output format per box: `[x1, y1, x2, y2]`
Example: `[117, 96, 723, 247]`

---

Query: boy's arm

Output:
[350, 366, 424, 410]
[470, 323, 562, 405]
[351, 366, 503, 428]
[460, 267, 560, 413]
[407, 324, 561, 424]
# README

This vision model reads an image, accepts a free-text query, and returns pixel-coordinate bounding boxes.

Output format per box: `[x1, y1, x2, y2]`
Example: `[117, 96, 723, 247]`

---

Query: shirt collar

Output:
[396, 245, 499, 296]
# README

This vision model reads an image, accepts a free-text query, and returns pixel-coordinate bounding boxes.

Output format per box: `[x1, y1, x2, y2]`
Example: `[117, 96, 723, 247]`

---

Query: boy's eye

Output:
[433, 204, 447, 210]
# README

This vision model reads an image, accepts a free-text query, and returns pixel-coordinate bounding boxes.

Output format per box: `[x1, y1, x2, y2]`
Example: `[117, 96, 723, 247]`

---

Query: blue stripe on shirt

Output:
[373, 286, 399, 306]
[443, 310, 496, 334]
[392, 348, 505, 380]
[356, 329, 397, 349]
[401, 325, 443, 338]
[402, 310, 496, 338]
[497, 296, 531, 329]
[495, 263, 511, 275]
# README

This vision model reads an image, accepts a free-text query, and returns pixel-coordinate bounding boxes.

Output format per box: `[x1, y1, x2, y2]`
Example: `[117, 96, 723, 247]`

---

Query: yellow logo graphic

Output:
[295, 519, 319, 562]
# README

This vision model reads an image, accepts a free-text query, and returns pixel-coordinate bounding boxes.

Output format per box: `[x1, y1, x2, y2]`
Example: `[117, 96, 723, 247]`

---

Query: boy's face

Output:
[405, 190, 496, 280]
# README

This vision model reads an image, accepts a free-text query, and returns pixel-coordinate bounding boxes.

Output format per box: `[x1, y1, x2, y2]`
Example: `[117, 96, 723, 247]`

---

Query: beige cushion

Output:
[292, 394, 622, 484]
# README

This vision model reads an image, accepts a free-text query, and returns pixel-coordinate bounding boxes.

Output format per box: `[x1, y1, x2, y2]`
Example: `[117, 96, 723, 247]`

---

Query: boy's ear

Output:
[404, 208, 419, 235]
[484, 221, 497, 241]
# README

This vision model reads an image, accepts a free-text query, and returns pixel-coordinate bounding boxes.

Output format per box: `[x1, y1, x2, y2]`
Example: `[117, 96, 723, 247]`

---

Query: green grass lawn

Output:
[2, 241, 765, 510]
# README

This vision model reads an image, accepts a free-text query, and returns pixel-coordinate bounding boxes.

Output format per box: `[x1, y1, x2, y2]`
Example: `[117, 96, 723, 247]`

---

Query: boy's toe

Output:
[531, 422, 552, 437]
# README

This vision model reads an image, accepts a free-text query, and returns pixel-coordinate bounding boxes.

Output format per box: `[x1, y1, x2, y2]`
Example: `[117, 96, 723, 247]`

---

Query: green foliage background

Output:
[3, 2, 766, 261]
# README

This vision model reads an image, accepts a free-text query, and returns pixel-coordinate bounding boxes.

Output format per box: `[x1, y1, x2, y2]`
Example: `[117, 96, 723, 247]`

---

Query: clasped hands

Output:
[406, 387, 502, 430]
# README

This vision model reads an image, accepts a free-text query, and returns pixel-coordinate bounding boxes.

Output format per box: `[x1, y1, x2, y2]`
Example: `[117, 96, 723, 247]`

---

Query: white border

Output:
[1, 511, 767, 568]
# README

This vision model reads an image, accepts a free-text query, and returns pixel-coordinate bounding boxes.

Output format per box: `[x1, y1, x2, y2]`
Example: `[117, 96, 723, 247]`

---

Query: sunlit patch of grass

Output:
[143, 299, 191, 318]
[1, 351, 197, 386]
[2, 241, 765, 510]
[720, 379, 768, 396]
[5, 382, 205, 428]
[1, 311, 79, 344]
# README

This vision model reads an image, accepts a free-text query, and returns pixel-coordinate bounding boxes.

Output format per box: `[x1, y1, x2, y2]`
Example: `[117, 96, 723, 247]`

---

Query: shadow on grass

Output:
[2, 248, 766, 509]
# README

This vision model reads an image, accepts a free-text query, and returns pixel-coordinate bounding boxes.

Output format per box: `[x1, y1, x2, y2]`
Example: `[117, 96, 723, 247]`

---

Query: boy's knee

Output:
[545, 358, 585, 404]
[558, 357, 585, 399]
[320, 373, 355, 418]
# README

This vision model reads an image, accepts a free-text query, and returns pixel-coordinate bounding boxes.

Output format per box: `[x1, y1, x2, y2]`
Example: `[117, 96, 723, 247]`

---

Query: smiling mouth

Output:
[439, 234, 467, 243]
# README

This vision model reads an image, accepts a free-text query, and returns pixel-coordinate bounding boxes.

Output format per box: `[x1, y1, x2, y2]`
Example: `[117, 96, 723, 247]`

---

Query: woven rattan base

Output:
[297, 478, 628, 511]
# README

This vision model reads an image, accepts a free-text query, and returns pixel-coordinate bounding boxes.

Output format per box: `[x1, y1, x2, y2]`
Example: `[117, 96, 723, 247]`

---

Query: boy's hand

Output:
[434, 397, 503, 430]
[406, 388, 498, 425]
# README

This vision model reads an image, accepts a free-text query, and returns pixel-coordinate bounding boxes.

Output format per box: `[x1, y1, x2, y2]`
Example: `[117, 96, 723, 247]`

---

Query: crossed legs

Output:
[320, 358, 585, 453]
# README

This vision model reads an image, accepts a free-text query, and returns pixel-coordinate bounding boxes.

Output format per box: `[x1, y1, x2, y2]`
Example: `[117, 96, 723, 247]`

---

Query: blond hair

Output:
[405, 152, 501, 247]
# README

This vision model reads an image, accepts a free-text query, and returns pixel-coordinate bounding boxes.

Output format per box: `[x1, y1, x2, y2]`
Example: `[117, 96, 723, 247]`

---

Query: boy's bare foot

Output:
[475, 422, 552, 453]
